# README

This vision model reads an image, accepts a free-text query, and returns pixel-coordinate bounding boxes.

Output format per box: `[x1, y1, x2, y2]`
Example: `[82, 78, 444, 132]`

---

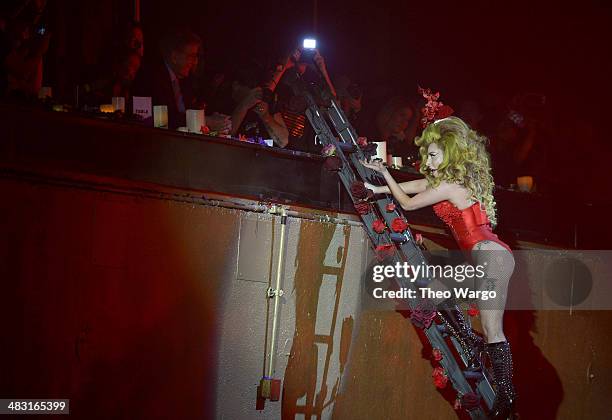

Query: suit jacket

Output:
[134, 60, 201, 128]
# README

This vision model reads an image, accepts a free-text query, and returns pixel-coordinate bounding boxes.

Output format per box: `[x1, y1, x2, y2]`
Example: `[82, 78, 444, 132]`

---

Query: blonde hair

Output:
[415, 116, 498, 226]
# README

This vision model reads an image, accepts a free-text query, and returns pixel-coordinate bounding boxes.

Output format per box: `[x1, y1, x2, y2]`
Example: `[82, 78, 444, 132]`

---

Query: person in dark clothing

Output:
[87, 49, 141, 106]
[374, 96, 421, 164]
[225, 62, 289, 147]
[135, 29, 230, 131]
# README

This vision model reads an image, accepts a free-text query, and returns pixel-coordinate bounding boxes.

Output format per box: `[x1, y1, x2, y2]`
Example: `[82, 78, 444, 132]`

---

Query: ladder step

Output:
[463, 370, 484, 380]
[390, 232, 407, 243]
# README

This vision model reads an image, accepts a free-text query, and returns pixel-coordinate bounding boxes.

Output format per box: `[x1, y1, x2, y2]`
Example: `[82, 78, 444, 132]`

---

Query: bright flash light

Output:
[303, 38, 317, 49]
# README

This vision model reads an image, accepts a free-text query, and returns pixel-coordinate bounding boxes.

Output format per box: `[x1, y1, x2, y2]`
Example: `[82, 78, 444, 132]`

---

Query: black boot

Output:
[437, 299, 485, 370]
[485, 341, 517, 419]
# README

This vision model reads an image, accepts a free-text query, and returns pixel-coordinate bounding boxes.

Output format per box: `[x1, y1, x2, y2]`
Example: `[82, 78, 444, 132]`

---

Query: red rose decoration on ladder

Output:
[391, 217, 408, 233]
[372, 219, 386, 234]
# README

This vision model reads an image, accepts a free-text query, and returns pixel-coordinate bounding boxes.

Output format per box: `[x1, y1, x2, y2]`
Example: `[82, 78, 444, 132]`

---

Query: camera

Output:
[260, 87, 275, 106]
[300, 38, 317, 61]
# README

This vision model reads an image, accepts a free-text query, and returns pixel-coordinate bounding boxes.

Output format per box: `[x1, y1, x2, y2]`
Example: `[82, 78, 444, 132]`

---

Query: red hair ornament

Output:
[418, 86, 454, 128]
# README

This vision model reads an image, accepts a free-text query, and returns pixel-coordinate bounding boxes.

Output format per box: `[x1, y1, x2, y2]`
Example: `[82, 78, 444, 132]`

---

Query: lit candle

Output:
[186, 109, 205, 133]
[112, 97, 125, 112]
[99, 104, 114, 113]
[517, 176, 534, 192]
[373, 141, 387, 162]
[154, 105, 168, 129]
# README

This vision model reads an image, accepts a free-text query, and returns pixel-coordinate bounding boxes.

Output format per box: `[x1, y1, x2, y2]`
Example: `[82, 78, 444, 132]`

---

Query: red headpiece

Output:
[418, 86, 454, 128]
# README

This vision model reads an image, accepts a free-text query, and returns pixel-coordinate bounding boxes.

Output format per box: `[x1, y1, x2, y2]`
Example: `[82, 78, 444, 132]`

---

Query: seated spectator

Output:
[335, 75, 363, 125]
[489, 92, 550, 189]
[373, 96, 420, 163]
[135, 29, 230, 131]
[227, 63, 289, 147]
[123, 21, 144, 57]
[87, 49, 141, 106]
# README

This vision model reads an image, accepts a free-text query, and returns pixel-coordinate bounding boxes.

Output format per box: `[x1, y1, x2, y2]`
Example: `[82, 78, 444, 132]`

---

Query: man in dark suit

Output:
[136, 29, 230, 131]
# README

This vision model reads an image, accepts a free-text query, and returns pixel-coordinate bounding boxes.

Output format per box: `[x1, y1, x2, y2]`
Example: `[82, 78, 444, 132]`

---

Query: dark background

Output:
[141, 0, 612, 119]
[3, 0, 612, 199]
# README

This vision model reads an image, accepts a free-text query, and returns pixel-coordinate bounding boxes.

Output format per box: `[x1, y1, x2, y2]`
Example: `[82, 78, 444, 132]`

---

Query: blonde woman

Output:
[363, 116, 516, 419]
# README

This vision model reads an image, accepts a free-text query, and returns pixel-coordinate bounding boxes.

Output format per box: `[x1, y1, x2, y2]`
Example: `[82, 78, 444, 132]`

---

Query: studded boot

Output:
[437, 299, 485, 370]
[485, 341, 517, 419]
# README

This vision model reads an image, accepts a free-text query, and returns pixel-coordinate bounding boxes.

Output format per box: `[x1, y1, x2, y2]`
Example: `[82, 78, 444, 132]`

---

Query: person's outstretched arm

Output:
[361, 159, 452, 211]
[365, 178, 428, 195]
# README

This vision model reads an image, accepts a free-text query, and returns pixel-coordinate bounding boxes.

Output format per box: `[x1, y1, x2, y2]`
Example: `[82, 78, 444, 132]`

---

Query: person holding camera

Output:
[229, 62, 289, 148]
[2, 0, 51, 100]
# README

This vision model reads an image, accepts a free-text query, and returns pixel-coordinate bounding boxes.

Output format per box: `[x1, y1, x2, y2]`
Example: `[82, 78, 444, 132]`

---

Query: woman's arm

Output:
[313, 50, 337, 98]
[362, 160, 453, 211]
[266, 48, 301, 92]
[365, 178, 427, 195]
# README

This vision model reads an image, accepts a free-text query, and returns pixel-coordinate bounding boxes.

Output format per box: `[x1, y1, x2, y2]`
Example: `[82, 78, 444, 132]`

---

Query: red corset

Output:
[432, 200, 511, 252]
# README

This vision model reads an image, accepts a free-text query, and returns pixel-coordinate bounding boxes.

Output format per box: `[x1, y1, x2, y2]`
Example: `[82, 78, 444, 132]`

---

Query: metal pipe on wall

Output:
[260, 208, 288, 401]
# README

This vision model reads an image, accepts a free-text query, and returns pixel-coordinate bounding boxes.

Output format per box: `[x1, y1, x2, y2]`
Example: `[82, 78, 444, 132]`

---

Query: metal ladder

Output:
[287, 73, 496, 419]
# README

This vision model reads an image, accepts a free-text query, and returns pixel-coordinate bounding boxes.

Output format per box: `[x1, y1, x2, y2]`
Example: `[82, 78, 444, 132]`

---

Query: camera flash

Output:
[303, 38, 317, 49]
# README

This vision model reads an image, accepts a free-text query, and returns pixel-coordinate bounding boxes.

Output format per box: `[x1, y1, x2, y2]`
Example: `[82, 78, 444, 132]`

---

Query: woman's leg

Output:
[472, 241, 515, 343]
[472, 241, 517, 418]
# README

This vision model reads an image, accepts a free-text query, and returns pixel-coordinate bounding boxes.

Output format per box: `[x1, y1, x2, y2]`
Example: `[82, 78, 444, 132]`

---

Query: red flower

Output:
[410, 300, 437, 329]
[374, 243, 395, 261]
[201, 125, 210, 134]
[418, 86, 454, 128]
[437, 104, 454, 119]
[323, 156, 342, 172]
[372, 219, 386, 234]
[350, 181, 373, 200]
[385, 202, 396, 212]
[432, 367, 448, 389]
[354, 202, 371, 215]
[467, 304, 480, 317]
[357, 137, 368, 147]
[432, 348, 443, 362]
[391, 217, 408, 233]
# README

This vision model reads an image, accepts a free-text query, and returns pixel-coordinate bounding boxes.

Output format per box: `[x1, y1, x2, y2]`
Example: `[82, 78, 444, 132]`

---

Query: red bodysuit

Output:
[432, 200, 511, 252]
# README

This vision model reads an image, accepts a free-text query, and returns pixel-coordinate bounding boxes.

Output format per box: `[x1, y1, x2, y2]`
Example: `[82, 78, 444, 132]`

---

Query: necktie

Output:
[172, 78, 185, 113]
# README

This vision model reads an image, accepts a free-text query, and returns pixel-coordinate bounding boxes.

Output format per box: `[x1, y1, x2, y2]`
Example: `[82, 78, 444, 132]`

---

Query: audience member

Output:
[335, 74, 363, 125]
[123, 21, 143, 57]
[373, 96, 420, 163]
[3, 17, 50, 98]
[135, 29, 230, 131]
[87, 49, 141, 106]
[227, 62, 289, 147]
